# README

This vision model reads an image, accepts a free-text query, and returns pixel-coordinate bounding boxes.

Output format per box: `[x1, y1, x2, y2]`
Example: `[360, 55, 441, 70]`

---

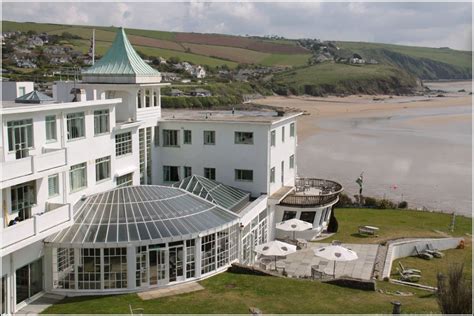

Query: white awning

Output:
[115, 166, 137, 177]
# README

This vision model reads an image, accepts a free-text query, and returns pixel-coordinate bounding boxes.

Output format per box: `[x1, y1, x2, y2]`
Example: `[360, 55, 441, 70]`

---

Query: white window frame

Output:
[289, 154, 295, 169]
[117, 173, 133, 187]
[290, 122, 295, 137]
[163, 129, 180, 147]
[95, 156, 111, 182]
[69, 162, 87, 192]
[183, 130, 192, 144]
[48, 174, 59, 198]
[163, 165, 180, 182]
[94, 109, 110, 135]
[270, 167, 275, 183]
[115, 132, 132, 157]
[282, 126, 285, 142]
[204, 167, 216, 180]
[270, 130, 276, 147]
[234, 132, 254, 145]
[235, 169, 253, 182]
[67, 112, 85, 140]
[203, 131, 215, 145]
[45, 115, 57, 142]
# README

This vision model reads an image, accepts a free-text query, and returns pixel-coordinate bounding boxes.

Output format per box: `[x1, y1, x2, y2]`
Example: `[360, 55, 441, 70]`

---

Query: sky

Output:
[1, 1, 472, 51]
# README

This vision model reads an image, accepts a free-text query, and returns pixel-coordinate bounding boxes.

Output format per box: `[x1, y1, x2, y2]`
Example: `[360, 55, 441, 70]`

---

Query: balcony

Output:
[279, 178, 344, 208]
[1, 202, 73, 256]
[1, 147, 67, 186]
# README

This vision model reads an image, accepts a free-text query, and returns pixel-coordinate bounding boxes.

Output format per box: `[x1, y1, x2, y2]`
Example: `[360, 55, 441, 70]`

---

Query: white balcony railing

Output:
[1, 203, 72, 254]
[1, 147, 67, 182]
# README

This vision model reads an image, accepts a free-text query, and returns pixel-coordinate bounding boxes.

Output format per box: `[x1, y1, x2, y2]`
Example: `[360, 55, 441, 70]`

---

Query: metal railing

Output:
[280, 178, 343, 207]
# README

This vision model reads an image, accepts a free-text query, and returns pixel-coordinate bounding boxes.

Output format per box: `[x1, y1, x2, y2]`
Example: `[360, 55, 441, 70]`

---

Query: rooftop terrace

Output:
[161, 109, 302, 124]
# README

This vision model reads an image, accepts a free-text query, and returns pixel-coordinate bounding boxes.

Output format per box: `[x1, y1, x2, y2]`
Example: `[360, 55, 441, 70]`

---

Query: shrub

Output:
[398, 201, 408, 209]
[363, 197, 378, 208]
[335, 193, 352, 207]
[377, 199, 395, 209]
[437, 264, 472, 314]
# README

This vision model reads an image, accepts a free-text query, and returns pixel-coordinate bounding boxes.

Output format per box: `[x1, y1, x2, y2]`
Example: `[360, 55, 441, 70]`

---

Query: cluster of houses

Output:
[173, 61, 207, 78]
[2, 31, 93, 69]
[169, 87, 212, 97]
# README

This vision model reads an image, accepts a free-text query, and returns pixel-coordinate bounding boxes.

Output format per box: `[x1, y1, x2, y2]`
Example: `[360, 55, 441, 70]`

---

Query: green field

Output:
[270, 62, 418, 95]
[42, 208, 471, 314]
[337, 41, 472, 69]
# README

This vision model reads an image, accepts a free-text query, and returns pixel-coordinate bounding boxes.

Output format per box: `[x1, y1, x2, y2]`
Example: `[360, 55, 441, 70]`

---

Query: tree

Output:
[437, 263, 472, 314]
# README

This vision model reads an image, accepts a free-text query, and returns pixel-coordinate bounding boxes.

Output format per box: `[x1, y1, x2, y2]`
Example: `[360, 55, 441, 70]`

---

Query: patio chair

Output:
[296, 238, 308, 249]
[414, 245, 433, 260]
[426, 243, 444, 258]
[397, 269, 421, 283]
[311, 264, 330, 280]
[398, 262, 421, 275]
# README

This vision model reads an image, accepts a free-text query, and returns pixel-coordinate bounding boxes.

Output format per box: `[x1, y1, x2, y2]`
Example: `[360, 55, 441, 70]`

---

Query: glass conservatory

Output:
[45, 185, 240, 293]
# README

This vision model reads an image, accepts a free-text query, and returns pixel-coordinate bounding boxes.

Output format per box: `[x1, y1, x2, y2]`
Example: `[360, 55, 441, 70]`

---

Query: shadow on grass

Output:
[350, 233, 371, 239]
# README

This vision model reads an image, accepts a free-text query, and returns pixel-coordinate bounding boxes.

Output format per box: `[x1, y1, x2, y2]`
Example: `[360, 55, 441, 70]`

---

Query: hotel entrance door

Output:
[149, 248, 167, 286]
[169, 243, 184, 282]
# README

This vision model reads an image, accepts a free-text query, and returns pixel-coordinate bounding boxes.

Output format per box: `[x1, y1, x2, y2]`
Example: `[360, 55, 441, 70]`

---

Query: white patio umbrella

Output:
[254, 240, 297, 270]
[276, 218, 313, 240]
[313, 245, 358, 278]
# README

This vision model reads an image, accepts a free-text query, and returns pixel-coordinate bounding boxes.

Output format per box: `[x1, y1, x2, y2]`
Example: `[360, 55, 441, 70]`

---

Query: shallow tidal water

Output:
[297, 102, 472, 217]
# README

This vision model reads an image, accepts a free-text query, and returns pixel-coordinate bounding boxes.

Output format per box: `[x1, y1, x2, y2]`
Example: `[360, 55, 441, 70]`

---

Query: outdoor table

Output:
[358, 225, 379, 235]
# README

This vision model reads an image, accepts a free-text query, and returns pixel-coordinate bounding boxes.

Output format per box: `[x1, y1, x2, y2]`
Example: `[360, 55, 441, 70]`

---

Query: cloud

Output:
[1, 1, 472, 50]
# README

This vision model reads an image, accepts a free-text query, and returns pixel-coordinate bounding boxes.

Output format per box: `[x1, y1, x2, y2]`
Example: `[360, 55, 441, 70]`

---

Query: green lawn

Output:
[321, 208, 471, 244]
[43, 273, 441, 314]
[391, 246, 472, 288]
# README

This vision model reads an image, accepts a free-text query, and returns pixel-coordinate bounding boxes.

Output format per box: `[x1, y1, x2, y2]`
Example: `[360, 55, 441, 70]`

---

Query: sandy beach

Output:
[253, 81, 472, 216]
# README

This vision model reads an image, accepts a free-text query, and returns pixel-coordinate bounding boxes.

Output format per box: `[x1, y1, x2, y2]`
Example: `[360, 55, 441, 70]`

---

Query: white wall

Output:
[1, 82, 34, 101]
[268, 119, 297, 195]
[156, 121, 270, 196]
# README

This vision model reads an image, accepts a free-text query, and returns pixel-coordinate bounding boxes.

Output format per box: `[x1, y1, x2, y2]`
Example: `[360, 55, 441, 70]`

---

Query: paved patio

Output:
[276, 243, 379, 280]
[15, 293, 65, 315]
[138, 281, 204, 300]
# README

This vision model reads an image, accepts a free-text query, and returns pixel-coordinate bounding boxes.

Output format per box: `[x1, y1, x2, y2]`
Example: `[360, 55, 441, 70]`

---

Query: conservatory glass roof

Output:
[45, 185, 239, 246]
[172, 175, 250, 212]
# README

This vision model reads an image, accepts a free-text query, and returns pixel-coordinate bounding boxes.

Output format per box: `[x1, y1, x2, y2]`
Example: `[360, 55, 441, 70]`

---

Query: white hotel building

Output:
[0, 28, 342, 314]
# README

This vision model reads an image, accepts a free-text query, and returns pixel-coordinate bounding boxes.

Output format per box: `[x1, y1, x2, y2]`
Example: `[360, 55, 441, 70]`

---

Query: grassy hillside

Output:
[336, 41, 472, 80]
[2, 21, 311, 68]
[269, 62, 419, 96]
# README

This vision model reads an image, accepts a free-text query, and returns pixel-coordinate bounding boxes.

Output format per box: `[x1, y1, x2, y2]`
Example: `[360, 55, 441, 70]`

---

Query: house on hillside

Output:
[191, 65, 206, 78]
[161, 72, 181, 82]
[350, 53, 366, 64]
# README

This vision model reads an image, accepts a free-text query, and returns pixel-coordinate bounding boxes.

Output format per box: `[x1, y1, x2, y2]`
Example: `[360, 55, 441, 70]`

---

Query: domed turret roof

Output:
[82, 27, 161, 84]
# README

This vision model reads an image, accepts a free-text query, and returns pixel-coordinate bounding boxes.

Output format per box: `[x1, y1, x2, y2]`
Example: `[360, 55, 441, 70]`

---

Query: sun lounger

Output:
[398, 262, 421, 275]
[414, 245, 433, 260]
[398, 270, 421, 282]
[358, 225, 379, 235]
[426, 243, 444, 258]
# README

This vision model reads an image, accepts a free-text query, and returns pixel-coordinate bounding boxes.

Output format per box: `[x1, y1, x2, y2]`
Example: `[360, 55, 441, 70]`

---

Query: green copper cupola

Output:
[82, 27, 161, 84]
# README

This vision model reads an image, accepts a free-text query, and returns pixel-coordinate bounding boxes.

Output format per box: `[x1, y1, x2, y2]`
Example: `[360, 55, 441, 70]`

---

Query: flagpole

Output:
[92, 29, 95, 65]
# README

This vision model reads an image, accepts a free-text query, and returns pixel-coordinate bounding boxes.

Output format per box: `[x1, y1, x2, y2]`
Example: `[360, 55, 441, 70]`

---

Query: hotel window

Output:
[2, 276, 6, 314]
[70, 162, 87, 192]
[45, 115, 57, 142]
[154, 126, 160, 146]
[104, 248, 127, 289]
[95, 156, 111, 182]
[11, 181, 36, 220]
[270, 167, 275, 183]
[94, 109, 109, 135]
[183, 166, 192, 178]
[153, 91, 158, 107]
[282, 126, 285, 142]
[289, 154, 295, 169]
[235, 132, 254, 144]
[163, 166, 180, 182]
[137, 90, 142, 108]
[201, 233, 216, 274]
[54, 248, 75, 289]
[235, 169, 253, 182]
[217, 230, 230, 268]
[19, 86, 26, 96]
[78, 249, 101, 290]
[270, 130, 276, 147]
[300, 211, 316, 224]
[203, 130, 215, 145]
[67, 112, 85, 140]
[186, 240, 196, 278]
[7, 119, 34, 153]
[48, 174, 59, 197]
[117, 173, 133, 187]
[204, 167, 216, 180]
[16, 258, 43, 304]
[282, 211, 297, 221]
[136, 246, 147, 287]
[145, 90, 151, 107]
[290, 122, 295, 137]
[183, 130, 192, 144]
[115, 132, 132, 156]
[163, 129, 179, 147]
